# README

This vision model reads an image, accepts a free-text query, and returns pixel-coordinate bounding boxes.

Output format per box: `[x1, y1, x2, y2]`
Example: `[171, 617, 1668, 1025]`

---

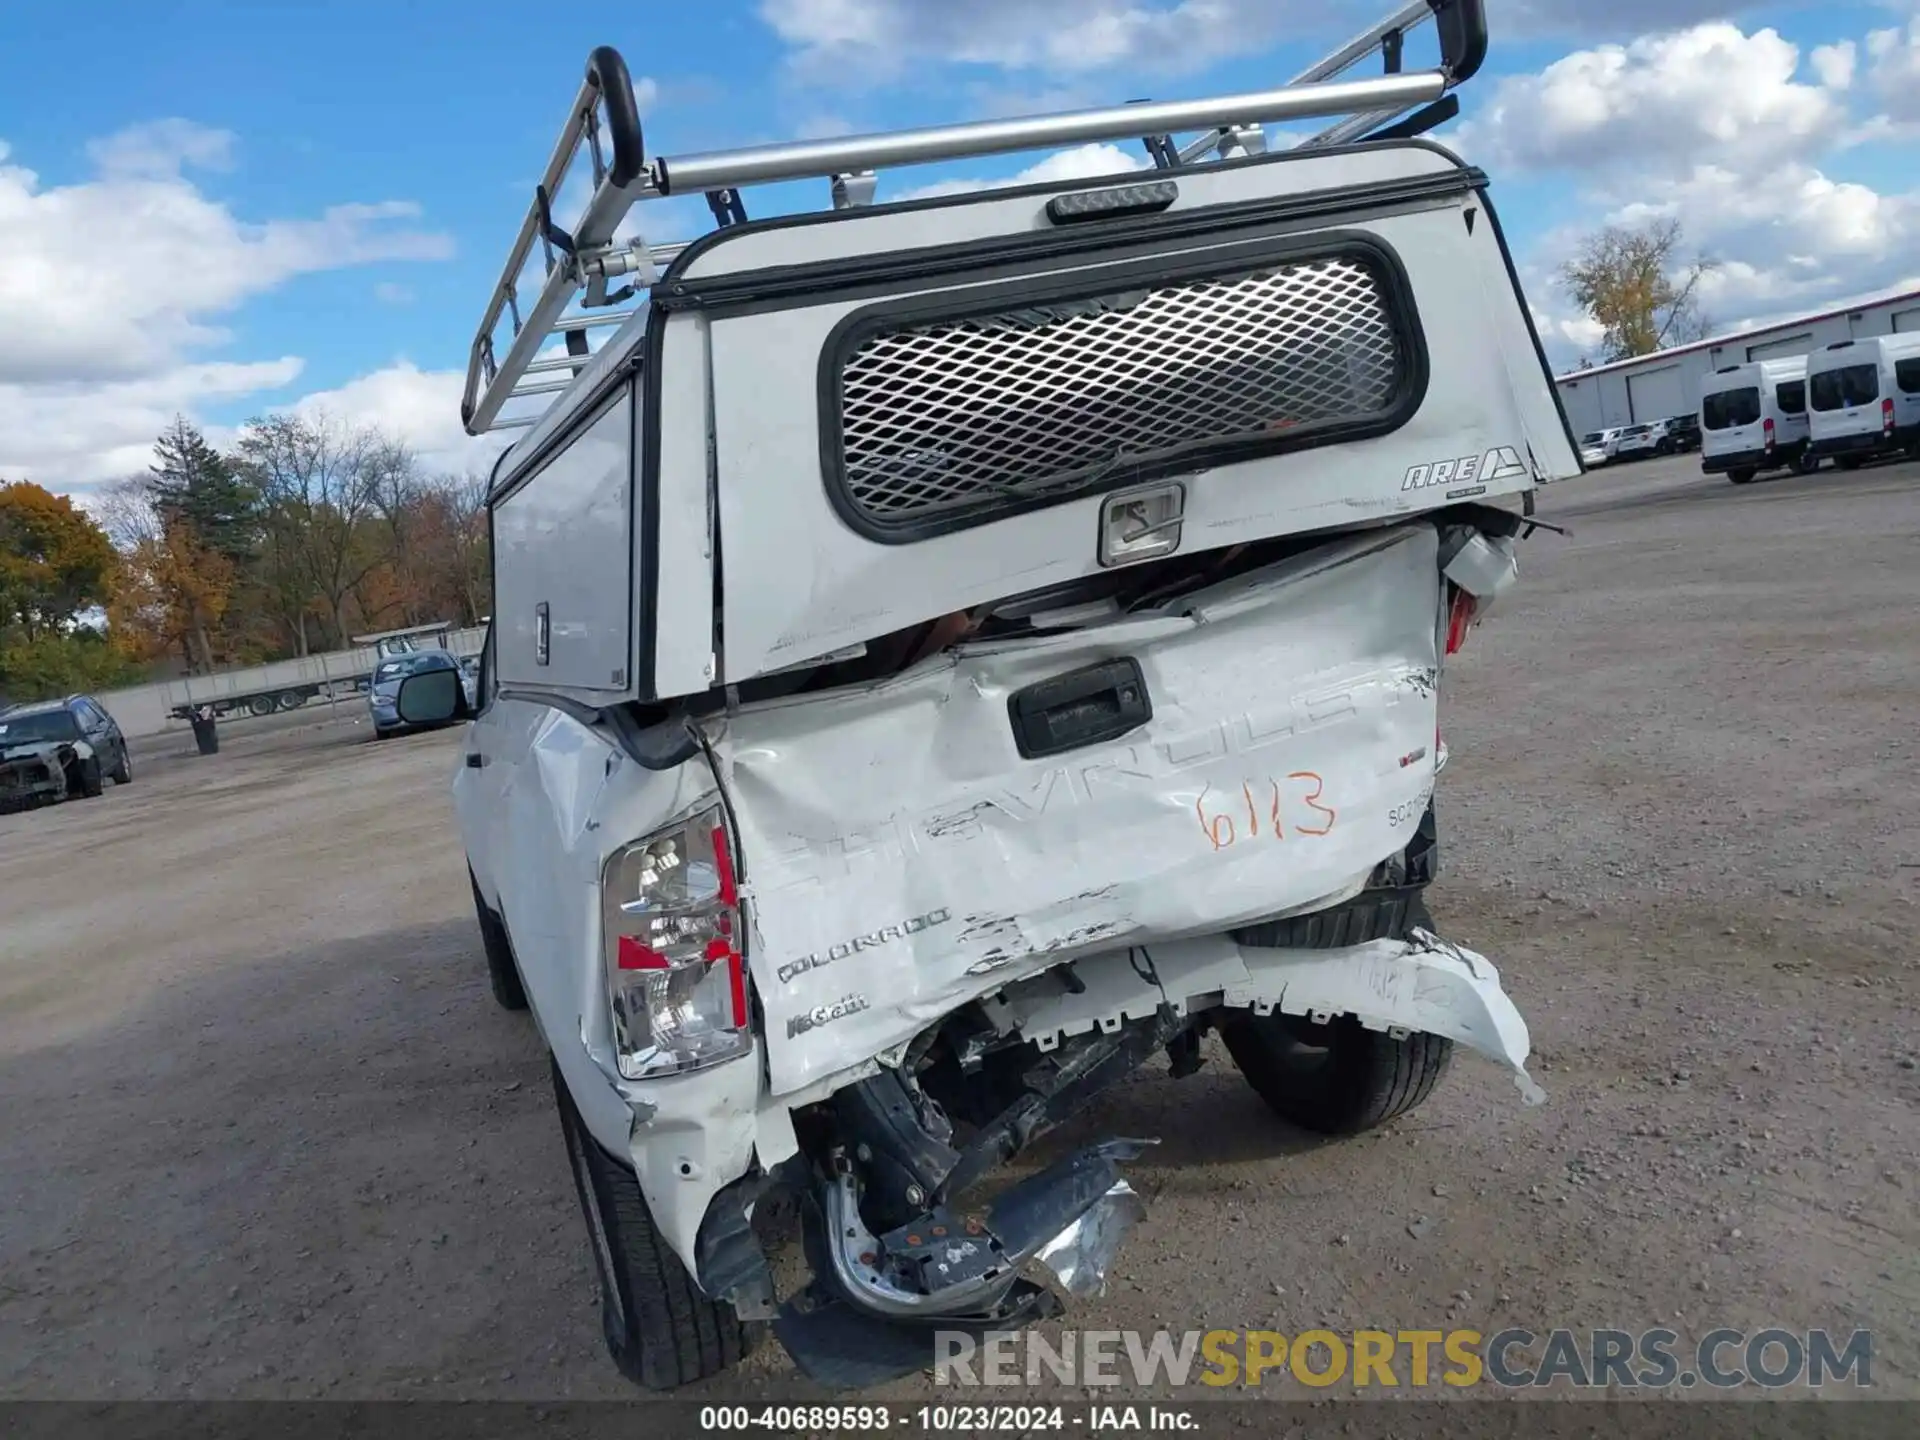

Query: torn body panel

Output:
[710, 522, 1451, 1097]
[1001, 933, 1543, 1105]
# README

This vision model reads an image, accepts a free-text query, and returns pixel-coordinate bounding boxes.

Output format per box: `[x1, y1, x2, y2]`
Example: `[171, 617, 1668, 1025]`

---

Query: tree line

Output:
[0, 412, 490, 704]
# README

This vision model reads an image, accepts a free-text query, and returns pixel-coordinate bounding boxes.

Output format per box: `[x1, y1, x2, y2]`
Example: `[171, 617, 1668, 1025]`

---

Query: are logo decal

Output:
[1403, 446, 1529, 492]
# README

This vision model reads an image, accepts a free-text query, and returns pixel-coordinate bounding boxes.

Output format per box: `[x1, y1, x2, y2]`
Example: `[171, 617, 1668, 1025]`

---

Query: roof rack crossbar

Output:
[461, 0, 1489, 437]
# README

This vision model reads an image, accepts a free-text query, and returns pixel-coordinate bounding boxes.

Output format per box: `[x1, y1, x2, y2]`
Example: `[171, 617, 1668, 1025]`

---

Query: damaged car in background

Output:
[0, 696, 129, 812]
[400, 0, 1568, 1393]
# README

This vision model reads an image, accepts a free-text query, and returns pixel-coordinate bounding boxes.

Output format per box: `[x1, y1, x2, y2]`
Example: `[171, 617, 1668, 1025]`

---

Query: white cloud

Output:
[1454, 23, 1846, 174]
[1865, 9, 1920, 122]
[291, 362, 506, 478]
[891, 141, 1149, 202]
[0, 121, 455, 490]
[760, 0, 1302, 82]
[1810, 39, 1857, 90]
[0, 358, 305, 492]
[85, 118, 237, 178]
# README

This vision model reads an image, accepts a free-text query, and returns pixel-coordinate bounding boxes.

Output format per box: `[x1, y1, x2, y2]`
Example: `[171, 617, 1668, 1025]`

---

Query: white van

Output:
[1698, 357, 1815, 485]
[1806, 334, 1920, 468]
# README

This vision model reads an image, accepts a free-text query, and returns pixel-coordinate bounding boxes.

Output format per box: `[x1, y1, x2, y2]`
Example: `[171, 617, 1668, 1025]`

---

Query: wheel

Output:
[1793, 450, 1820, 475]
[1222, 894, 1453, 1135]
[1223, 1013, 1454, 1136]
[247, 695, 276, 717]
[470, 869, 528, 1012]
[552, 1058, 754, 1389]
[110, 746, 133, 785]
[1656, 439, 1675, 456]
[70, 755, 105, 799]
[1728, 468, 1757, 485]
[277, 691, 308, 711]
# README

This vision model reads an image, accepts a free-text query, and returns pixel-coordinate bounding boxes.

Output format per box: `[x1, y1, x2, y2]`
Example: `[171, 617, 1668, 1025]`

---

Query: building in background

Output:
[1555, 289, 1920, 438]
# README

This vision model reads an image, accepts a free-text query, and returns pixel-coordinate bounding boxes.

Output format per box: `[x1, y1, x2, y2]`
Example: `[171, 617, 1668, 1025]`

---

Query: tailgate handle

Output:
[1008, 658, 1152, 760]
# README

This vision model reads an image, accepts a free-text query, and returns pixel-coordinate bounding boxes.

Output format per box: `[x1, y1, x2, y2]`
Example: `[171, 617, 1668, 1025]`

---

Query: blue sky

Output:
[2, 0, 1917, 494]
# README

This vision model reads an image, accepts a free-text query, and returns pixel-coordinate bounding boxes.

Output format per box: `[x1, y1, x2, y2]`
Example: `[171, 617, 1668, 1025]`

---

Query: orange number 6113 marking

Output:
[1195, 772, 1336, 850]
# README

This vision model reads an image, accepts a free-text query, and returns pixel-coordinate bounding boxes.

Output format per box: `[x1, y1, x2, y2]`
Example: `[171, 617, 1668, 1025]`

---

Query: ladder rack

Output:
[461, 0, 1489, 437]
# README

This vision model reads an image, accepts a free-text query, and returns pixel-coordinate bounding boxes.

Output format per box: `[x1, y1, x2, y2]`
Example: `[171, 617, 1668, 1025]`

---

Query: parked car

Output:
[1577, 428, 1621, 467]
[0, 695, 133, 809]
[1806, 334, 1920, 468]
[1610, 420, 1670, 460]
[1662, 413, 1701, 452]
[367, 650, 468, 739]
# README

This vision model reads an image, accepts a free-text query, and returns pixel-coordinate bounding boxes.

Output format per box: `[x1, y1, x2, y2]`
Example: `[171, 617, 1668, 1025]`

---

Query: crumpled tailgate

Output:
[709, 523, 1451, 1097]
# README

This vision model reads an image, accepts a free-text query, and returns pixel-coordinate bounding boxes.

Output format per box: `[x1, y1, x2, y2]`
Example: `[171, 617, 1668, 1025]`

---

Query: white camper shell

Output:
[406, 0, 1572, 1394]
[1698, 357, 1815, 485]
[1806, 334, 1920, 467]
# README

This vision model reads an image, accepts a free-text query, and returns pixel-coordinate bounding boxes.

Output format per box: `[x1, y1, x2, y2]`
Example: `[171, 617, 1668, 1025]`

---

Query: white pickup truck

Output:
[395, 0, 1573, 1392]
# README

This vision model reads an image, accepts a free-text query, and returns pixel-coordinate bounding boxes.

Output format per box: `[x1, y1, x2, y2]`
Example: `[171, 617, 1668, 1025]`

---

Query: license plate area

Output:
[1007, 657, 1152, 760]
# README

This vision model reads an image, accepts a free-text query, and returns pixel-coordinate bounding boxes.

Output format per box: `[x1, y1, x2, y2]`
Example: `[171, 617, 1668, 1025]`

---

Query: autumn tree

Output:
[0, 481, 135, 702]
[95, 477, 239, 673]
[0, 481, 118, 641]
[236, 411, 414, 649]
[1560, 217, 1719, 364]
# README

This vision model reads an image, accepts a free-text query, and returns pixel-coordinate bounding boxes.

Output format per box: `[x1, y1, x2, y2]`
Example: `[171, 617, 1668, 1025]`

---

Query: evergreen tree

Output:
[150, 415, 261, 565]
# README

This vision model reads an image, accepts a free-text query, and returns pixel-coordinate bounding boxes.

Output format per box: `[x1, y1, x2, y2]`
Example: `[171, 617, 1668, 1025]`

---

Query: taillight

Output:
[601, 804, 751, 1078]
[1884, 398, 1896, 434]
[1444, 585, 1478, 656]
[1763, 416, 1775, 452]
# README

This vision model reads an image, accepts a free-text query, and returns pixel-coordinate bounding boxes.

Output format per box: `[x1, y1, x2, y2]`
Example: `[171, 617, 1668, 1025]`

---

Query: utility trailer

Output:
[421, 0, 1578, 1394]
[162, 623, 484, 721]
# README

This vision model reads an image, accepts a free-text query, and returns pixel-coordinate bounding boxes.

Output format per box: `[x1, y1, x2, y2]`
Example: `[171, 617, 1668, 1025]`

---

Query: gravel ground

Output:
[2, 451, 1916, 1410]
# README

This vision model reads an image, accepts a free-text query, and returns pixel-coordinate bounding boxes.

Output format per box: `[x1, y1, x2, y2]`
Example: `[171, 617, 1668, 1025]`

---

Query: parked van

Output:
[1806, 335, 1920, 468]
[1699, 357, 1815, 485]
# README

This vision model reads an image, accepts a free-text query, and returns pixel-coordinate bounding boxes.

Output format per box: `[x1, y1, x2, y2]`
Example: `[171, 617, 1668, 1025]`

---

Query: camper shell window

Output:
[819, 237, 1426, 542]
[1810, 364, 1880, 411]
[1702, 387, 1760, 429]
[1774, 379, 1806, 414]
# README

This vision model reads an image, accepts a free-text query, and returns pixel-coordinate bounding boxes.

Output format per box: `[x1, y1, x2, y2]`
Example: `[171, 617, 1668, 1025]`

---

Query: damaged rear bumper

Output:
[677, 928, 1539, 1387]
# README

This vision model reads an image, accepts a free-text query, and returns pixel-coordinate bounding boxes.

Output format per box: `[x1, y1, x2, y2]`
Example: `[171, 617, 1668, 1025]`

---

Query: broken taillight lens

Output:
[601, 804, 751, 1079]
[1444, 585, 1478, 656]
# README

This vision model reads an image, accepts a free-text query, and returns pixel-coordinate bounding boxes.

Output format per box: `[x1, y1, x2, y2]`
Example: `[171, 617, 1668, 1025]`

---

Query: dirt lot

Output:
[3, 452, 1917, 1406]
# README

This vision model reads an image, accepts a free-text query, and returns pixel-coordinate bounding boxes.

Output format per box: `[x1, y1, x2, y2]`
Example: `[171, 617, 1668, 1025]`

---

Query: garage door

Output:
[1747, 332, 1812, 361]
[1894, 308, 1920, 333]
[1627, 364, 1689, 422]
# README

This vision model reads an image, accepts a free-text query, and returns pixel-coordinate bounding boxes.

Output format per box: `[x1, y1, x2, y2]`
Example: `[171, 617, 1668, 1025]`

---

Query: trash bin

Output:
[190, 707, 219, 756]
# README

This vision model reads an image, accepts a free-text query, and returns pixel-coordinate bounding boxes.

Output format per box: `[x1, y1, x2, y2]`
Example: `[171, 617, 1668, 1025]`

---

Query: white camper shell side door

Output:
[643, 142, 1573, 691]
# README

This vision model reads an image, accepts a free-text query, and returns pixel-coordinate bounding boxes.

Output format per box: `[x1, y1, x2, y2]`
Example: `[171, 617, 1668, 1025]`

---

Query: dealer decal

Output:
[787, 994, 871, 1038]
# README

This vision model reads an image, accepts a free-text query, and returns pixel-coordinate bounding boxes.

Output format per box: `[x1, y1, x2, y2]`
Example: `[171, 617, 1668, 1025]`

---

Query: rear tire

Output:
[470, 869, 529, 1012]
[1223, 1013, 1454, 1136]
[553, 1059, 754, 1389]
[1793, 450, 1820, 475]
[1222, 892, 1453, 1135]
[110, 747, 133, 785]
[1728, 468, 1757, 485]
